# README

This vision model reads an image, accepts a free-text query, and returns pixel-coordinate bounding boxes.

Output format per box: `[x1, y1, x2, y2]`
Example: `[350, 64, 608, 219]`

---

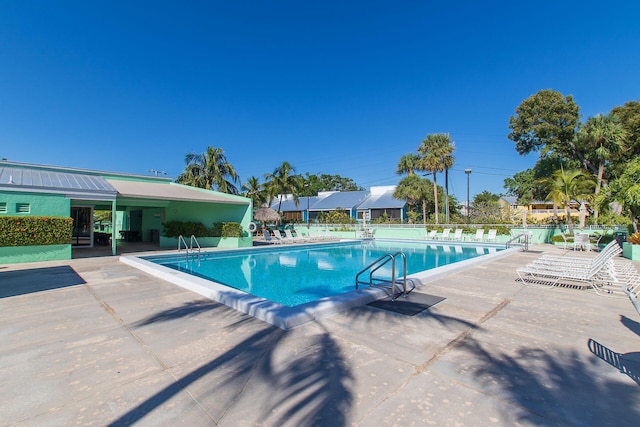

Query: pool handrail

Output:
[356, 251, 410, 299]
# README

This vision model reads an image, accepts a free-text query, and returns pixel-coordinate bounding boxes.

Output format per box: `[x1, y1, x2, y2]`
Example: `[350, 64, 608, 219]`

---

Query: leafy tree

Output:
[541, 168, 595, 234]
[317, 208, 355, 224]
[396, 153, 421, 176]
[470, 191, 504, 223]
[610, 100, 640, 158]
[508, 89, 582, 163]
[595, 156, 640, 233]
[299, 173, 363, 196]
[264, 161, 303, 212]
[504, 155, 580, 204]
[393, 174, 432, 225]
[418, 133, 455, 224]
[176, 146, 240, 194]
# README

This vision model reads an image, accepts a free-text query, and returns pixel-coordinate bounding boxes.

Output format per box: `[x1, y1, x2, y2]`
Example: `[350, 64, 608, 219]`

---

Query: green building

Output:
[0, 161, 253, 264]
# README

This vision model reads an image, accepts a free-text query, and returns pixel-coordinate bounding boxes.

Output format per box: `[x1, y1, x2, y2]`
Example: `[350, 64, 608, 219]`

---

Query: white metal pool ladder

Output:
[178, 234, 201, 261]
[355, 251, 412, 299]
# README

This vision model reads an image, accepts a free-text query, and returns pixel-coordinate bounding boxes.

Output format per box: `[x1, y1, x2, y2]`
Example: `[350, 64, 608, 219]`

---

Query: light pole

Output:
[304, 183, 310, 232]
[465, 169, 472, 224]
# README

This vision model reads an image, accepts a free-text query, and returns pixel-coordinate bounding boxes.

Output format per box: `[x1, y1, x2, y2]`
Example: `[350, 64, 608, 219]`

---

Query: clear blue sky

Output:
[1, 1, 639, 200]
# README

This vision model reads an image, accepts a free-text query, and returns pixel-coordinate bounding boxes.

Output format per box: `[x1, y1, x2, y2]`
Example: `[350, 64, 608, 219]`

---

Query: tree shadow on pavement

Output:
[463, 339, 640, 426]
[109, 293, 353, 426]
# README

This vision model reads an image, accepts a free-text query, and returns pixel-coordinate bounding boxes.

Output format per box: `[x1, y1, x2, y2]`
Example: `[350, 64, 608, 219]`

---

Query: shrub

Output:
[0, 216, 73, 246]
[220, 222, 243, 238]
[162, 221, 211, 238]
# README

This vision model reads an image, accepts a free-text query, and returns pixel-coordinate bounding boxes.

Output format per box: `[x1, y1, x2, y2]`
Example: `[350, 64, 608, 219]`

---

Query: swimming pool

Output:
[121, 239, 519, 329]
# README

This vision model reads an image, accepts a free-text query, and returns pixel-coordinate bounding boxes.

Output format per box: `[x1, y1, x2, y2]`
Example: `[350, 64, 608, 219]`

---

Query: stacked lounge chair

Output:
[516, 240, 623, 293]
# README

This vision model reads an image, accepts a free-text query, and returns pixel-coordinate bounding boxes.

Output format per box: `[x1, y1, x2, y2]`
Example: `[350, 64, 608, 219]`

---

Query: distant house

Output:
[271, 186, 408, 223]
[0, 160, 252, 263]
[499, 196, 585, 222]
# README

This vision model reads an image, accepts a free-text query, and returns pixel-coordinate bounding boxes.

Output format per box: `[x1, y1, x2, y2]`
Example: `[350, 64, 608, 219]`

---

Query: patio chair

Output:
[473, 229, 485, 241]
[574, 233, 591, 251]
[557, 229, 570, 250]
[273, 229, 293, 244]
[485, 229, 497, 243]
[285, 229, 307, 243]
[437, 228, 452, 240]
[452, 229, 463, 241]
[263, 230, 281, 244]
[426, 230, 437, 240]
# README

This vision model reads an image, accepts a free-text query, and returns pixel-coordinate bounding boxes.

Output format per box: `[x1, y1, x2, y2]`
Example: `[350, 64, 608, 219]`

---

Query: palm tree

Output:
[594, 156, 640, 232]
[418, 133, 455, 224]
[393, 174, 432, 225]
[396, 153, 421, 176]
[577, 114, 627, 222]
[542, 167, 595, 234]
[242, 176, 266, 208]
[175, 146, 240, 194]
[264, 161, 303, 213]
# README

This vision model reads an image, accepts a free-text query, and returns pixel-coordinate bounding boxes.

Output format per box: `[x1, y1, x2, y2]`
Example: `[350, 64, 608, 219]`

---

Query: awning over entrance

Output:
[105, 180, 249, 205]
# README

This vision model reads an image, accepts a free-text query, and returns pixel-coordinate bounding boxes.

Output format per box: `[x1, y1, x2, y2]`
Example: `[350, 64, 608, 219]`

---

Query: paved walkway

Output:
[1, 245, 639, 426]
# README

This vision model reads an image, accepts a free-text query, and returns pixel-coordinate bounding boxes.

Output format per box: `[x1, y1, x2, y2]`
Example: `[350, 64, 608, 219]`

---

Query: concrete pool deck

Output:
[1, 245, 639, 426]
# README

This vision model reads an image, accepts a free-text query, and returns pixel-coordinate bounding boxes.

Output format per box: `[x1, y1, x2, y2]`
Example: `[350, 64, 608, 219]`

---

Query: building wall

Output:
[0, 191, 70, 217]
[0, 191, 72, 263]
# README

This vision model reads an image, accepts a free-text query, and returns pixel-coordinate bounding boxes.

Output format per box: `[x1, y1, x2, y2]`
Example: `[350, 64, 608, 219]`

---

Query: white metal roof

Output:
[106, 180, 249, 204]
[0, 165, 118, 200]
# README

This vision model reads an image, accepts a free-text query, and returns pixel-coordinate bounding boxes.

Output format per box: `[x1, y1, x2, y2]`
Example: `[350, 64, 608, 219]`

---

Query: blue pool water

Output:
[143, 240, 501, 307]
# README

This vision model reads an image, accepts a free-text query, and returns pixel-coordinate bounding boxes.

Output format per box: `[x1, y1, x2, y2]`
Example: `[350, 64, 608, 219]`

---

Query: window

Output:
[16, 203, 30, 214]
[0, 202, 6, 213]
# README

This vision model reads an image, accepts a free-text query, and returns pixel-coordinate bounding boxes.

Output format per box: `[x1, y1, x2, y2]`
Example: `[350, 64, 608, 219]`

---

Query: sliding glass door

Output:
[71, 206, 93, 247]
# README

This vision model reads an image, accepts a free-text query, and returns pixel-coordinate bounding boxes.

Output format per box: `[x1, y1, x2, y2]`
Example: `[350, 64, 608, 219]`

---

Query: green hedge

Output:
[162, 220, 244, 238]
[0, 216, 73, 246]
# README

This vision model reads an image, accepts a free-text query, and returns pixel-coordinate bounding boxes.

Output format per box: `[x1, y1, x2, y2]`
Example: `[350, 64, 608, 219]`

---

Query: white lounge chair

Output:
[517, 242, 622, 291]
[285, 229, 307, 243]
[485, 229, 497, 242]
[272, 229, 292, 244]
[438, 228, 452, 240]
[538, 240, 620, 265]
[624, 271, 640, 314]
[426, 230, 437, 240]
[452, 229, 463, 241]
[473, 229, 485, 241]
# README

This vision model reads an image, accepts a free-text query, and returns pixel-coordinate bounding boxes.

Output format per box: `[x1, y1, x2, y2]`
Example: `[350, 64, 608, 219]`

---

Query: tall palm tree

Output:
[396, 153, 421, 176]
[418, 133, 455, 224]
[543, 167, 595, 234]
[578, 114, 627, 222]
[175, 146, 240, 194]
[264, 161, 303, 212]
